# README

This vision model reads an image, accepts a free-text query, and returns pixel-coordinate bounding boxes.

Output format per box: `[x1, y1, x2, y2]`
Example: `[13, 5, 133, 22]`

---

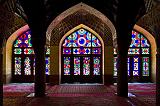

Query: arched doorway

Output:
[114, 29, 152, 82]
[60, 24, 104, 84]
[11, 27, 50, 82]
[47, 3, 116, 85]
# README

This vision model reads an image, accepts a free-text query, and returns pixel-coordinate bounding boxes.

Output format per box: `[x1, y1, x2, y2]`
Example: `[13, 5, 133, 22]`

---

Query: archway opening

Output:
[59, 24, 104, 84]
[113, 24, 156, 83]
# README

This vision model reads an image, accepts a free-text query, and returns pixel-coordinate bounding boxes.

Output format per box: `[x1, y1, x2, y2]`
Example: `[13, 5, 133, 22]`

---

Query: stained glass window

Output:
[114, 57, 117, 76]
[63, 48, 71, 54]
[130, 31, 141, 47]
[14, 31, 32, 48]
[24, 57, 31, 75]
[113, 30, 151, 82]
[62, 28, 101, 48]
[128, 57, 130, 76]
[24, 48, 34, 54]
[13, 30, 50, 77]
[46, 46, 50, 55]
[142, 48, 149, 54]
[45, 57, 50, 75]
[141, 36, 150, 47]
[62, 28, 102, 77]
[83, 57, 90, 75]
[14, 57, 21, 75]
[14, 34, 24, 47]
[133, 57, 139, 76]
[14, 48, 22, 54]
[92, 48, 101, 54]
[92, 35, 101, 47]
[93, 57, 100, 75]
[64, 57, 70, 75]
[33, 58, 35, 75]
[142, 57, 149, 76]
[74, 57, 80, 75]
[128, 48, 140, 54]
[73, 48, 91, 54]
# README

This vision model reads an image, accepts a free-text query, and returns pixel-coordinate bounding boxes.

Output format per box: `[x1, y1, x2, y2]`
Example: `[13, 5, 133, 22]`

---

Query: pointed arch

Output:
[134, 24, 157, 82]
[59, 24, 104, 84]
[46, 2, 116, 45]
[5, 25, 29, 83]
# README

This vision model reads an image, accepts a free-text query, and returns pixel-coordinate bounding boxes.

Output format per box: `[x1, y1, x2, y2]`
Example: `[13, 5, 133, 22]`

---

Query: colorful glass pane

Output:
[14, 35, 23, 47]
[114, 48, 117, 55]
[63, 48, 71, 54]
[75, 29, 91, 47]
[24, 57, 31, 75]
[93, 57, 100, 75]
[83, 57, 90, 75]
[74, 57, 80, 75]
[92, 48, 101, 54]
[14, 30, 32, 48]
[128, 57, 130, 76]
[142, 48, 150, 54]
[141, 35, 150, 47]
[130, 31, 140, 47]
[92, 35, 101, 47]
[64, 57, 70, 75]
[142, 57, 149, 76]
[128, 48, 140, 54]
[24, 48, 34, 54]
[114, 30, 151, 79]
[23, 31, 32, 47]
[63, 34, 73, 47]
[14, 57, 21, 75]
[63, 28, 101, 48]
[73, 47, 91, 54]
[133, 57, 139, 76]
[33, 58, 35, 75]
[45, 57, 50, 75]
[14, 48, 22, 54]
[46, 46, 50, 54]
[71, 33, 78, 47]
[114, 57, 117, 76]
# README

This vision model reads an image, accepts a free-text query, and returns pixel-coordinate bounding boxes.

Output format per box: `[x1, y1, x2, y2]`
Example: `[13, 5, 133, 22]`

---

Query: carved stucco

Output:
[137, 4, 160, 38]
[47, 3, 116, 47]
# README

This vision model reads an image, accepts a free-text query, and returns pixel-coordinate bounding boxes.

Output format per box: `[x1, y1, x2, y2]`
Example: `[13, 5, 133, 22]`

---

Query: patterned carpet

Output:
[3, 83, 156, 106]
[128, 83, 156, 105]
[47, 85, 114, 93]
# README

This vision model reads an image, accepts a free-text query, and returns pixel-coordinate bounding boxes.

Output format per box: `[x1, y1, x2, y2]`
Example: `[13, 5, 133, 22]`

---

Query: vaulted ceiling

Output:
[0, 0, 160, 41]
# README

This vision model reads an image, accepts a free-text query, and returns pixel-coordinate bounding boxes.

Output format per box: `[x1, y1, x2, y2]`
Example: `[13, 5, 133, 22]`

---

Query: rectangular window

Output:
[83, 57, 90, 75]
[64, 57, 70, 75]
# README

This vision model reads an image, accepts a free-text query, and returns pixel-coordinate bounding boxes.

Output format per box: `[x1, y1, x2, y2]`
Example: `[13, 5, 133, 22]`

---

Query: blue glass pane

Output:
[141, 35, 150, 47]
[130, 31, 140, 47]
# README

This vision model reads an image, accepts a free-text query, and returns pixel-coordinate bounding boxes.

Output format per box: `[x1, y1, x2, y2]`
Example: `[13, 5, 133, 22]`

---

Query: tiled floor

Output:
[3, 83, 156, 106]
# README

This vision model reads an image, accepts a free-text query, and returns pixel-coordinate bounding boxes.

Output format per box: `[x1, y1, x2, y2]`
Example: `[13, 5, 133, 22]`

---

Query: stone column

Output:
[31, 28, 46, 97]
[19, 0, 46, 97]
[33, 38, 46, 97]
[116, 8, 131, 98]
[0, 47, 3, 106]
[115, 0, 144, 98]
[156, 48, 160, 106]
[116, 30, 130, 97]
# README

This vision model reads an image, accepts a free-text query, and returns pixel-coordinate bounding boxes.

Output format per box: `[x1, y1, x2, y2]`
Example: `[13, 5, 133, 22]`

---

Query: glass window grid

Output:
[13, 30, 50, 76]
[113, 30, 151, 78]
[62, 28, 102, 76]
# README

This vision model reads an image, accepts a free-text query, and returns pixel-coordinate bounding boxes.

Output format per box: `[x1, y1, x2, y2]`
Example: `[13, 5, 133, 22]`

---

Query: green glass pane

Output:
[142, 57, 150, 76]
[46, 48, 50, 54]
[14, 48, 22, 54]
[24, 48, 34, 54]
